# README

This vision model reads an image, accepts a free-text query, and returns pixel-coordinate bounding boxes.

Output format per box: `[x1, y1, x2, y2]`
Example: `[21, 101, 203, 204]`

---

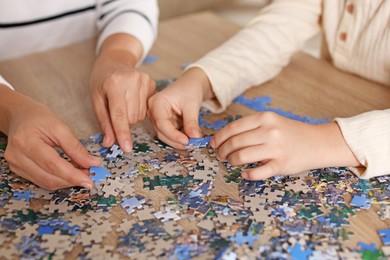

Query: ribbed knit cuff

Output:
[335, 109, 390, 179]
[97, 13, 156, 66]
[185, 62, 232, 114]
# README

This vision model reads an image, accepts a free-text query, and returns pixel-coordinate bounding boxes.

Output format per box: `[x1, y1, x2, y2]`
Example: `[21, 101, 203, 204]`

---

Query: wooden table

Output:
[1, 11, 389, 258]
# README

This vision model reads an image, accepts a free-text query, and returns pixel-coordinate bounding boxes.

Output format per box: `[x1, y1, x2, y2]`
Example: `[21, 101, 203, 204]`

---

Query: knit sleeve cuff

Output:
[185, 61, 237, 114]
[334, 109, 390, 179]
[97, 12, 156, 66]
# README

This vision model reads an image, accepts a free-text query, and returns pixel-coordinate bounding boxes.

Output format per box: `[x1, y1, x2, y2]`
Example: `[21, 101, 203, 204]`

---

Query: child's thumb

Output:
[183, 105, 202, 138]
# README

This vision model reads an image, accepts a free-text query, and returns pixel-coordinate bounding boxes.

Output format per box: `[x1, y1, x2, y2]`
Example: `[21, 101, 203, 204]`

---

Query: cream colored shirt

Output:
[189, 0, 390, 179]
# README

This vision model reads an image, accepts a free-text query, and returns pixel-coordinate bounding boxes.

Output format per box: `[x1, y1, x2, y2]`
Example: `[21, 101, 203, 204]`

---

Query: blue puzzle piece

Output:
[143, 55, 157, 63]
[106, 144, 123, 162]
[38, 225, 55, 235]
[200, 136, 212, 148]
[199, 181, 212, 196]
[13, 190, 33, 202]
[90, 133, 103, 144]
[230, 231, 259, 247]
[179, 195, 204, 210]
[121, 196, 146, 214]
[185, 136, 213, 149]
[233, 95, 271, 111]
[89, 166, 111, 185]
[289, 243, 313, 260]
[98, 147, 110, 156]
[61, 222, 81, 236]
[358, 242, 377, 251]
[198, 115, 241, 131]
[379, 229, 390, 245]
[189, 189, 203, 198]
[185, 138, 203, 149]
[233, 95, 329, 124]
[350, 194, 372, 209]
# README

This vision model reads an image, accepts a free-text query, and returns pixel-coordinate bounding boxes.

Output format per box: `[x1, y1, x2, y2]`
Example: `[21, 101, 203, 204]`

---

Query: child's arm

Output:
[335, 110, 390, 179]
[90, 0, 158, 152]
[187, 0, 321, 113]
[148, 0, 321, 148]
[0, 84, 100, 190]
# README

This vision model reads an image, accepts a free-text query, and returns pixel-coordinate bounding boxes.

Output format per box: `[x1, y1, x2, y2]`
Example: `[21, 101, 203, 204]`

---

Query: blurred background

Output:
[158, 0, 321, 58]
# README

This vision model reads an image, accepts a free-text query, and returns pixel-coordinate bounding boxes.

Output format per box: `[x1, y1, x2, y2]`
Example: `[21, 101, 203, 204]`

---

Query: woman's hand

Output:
[0, 87, 100, 190]
[90, 34, 156, 152]
[211, 112, 360, 180]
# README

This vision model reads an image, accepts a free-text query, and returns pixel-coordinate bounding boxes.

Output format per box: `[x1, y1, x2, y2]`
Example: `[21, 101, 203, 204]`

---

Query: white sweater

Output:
[189, 0, 390, 179]
[0, 0, 158, 88]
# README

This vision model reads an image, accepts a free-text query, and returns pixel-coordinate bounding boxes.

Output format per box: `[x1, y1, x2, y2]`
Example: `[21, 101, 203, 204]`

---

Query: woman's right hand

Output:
[148, 68, 214, 149]
[0, 85, 101, 190]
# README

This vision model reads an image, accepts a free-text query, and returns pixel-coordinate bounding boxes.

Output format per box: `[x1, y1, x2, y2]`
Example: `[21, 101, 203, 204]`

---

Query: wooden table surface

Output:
[1, 11, 389, 258]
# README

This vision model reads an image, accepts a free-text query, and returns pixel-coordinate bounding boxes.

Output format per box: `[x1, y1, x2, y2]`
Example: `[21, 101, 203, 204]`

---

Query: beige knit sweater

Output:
[189, 0, 390, 179]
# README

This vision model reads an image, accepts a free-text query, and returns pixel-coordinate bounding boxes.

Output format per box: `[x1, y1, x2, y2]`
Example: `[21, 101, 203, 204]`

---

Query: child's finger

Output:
[148, 117, 185, 149]
[154, 117, 188, 147]
[211, 114, 263, 148]
[217, 129, 266, 159]
[155, 128, 186, 150]
[226, 145, 271, 166]
[241, 160, 279, 181]
[183, 103, 202, 138]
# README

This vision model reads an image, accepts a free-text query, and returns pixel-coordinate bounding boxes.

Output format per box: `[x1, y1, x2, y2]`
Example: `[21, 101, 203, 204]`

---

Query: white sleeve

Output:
[96, 0, 159, 62]
[0, 75, 14, 90]
[187, 0, 321, 113]
[335, 109, 390, 179]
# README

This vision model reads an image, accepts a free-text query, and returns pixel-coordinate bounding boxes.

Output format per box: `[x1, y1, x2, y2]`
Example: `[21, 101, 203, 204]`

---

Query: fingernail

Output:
[178, 137, 188, 145]
[124, 141, 132, 153]
[210, 139, 216, 148]
[241, 171, 248, 179]
[81, 182, 93, 190]
[102, 136, 110, 147]
[215, 151, 221, 160]
[193, 129, 202, 138]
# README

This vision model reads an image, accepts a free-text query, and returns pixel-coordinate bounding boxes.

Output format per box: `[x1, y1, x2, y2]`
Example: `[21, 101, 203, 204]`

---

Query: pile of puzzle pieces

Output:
[0, 96, 390, 259]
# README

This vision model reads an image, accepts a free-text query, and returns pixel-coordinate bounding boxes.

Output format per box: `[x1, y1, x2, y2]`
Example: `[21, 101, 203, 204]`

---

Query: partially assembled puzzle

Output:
[0, 95, 389, 259]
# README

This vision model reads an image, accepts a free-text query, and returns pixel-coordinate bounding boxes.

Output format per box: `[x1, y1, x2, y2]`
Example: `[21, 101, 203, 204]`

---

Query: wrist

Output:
[310, 122, 360, 168]
[98, 33, 143, 68]
[0, 85, 32, 134]
[182, 67, 215, 101]
[97, 48, 138, 68]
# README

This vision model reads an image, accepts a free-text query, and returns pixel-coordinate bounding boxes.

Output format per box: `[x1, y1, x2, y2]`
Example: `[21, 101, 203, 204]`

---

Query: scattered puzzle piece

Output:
[350, 194, 372, 210]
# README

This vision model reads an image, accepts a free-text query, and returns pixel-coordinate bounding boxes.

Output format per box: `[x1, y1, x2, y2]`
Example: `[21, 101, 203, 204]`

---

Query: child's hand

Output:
[90, 34, 156, 153]
[148, 68, 214, 149]
[210, 112, 360, 180]
[2, 91, 100, 190]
